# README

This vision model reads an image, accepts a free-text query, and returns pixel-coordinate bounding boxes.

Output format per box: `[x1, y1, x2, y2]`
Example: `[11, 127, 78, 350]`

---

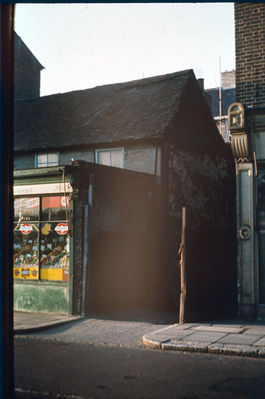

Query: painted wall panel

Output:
[236, 163, 255, 318]
[14, 283, 69, 314]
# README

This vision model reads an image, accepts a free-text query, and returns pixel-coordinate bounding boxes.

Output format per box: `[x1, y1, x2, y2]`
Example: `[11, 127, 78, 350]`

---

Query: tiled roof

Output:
[14, 69, 224, 153]
[206, 87, 236, 118]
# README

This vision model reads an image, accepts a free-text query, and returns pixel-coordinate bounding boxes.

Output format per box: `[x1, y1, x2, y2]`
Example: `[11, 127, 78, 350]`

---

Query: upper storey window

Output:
[36, 153, 59, 168]
[95, 148, 124, 168]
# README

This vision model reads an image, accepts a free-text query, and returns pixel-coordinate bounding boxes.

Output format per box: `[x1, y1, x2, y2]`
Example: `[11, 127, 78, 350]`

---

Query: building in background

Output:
[206, 70, 236, 142]
[228, 3, 265, 320]
[14, 32, 44, 100]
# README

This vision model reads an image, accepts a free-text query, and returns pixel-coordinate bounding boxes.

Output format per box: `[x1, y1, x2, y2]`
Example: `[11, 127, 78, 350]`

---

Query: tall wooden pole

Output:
[179, 207, 186, 324]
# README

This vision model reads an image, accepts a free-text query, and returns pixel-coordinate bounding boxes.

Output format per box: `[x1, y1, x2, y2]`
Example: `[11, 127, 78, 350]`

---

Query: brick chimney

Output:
[235, 3, 265, 107]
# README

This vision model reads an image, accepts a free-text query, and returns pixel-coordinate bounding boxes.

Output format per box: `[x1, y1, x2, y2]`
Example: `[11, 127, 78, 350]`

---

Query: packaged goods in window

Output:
[40, 222, 70, 281]
[13, 224, 39, 280]
[13, 195, 70, 282]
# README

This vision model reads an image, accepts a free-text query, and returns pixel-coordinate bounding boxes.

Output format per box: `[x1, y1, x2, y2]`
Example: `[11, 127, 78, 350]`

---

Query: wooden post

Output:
[179, 207, 187, 324]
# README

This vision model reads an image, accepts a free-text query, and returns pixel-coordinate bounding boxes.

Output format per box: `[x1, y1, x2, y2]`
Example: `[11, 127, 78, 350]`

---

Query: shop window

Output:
[95, 148, 124, 168]
[36, 153, 59, 168]
[13, 195, 70, 282]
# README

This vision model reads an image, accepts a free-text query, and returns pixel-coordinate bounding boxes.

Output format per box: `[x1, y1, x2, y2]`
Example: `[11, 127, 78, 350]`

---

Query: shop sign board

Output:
[14, 197, 39, 209]
[14, 182, 73, 196]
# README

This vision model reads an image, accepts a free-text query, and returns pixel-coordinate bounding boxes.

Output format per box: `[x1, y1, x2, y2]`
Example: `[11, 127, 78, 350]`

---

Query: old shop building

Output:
[13, 162, 157, 315]
[14, 69, 236, 319]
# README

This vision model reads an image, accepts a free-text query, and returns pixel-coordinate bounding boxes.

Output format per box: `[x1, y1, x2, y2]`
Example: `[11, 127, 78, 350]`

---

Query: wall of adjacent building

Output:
[14, 33, 43, 100]
[231, 3, 265, 320]
[164, 143, 237, 320]
[235, 3, 265, 107]
[71, 164, 159, 314]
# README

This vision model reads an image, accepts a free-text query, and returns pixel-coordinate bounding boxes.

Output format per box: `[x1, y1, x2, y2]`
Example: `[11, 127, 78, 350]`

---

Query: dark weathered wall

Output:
[165, 143, 237, 320]
[89, 170, 157, 312]
[14, 33, 42, 99]
[72, 199, 85, 315]
[167, 144, 234, 227]
[235, 3, 265, 107]
[71, 164, 158, 314]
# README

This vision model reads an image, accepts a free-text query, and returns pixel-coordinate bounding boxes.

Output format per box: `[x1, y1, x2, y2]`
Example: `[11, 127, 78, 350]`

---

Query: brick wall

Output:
[235, 3, 265, 107]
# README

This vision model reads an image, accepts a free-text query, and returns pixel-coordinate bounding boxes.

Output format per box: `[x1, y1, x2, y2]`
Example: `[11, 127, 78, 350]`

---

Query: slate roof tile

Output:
[206, 87, 236, 118]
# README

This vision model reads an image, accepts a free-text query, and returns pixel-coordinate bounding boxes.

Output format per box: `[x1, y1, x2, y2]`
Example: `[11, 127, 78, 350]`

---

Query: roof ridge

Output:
[114, 69, 193, 91]
[16, 69, 194, 103]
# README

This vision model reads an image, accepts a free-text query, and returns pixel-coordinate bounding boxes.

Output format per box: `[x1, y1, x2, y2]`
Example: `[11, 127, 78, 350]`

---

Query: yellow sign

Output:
[40, 268, 69, 282]
[14, 265, 69, 282]
[14, 266, 39, 280]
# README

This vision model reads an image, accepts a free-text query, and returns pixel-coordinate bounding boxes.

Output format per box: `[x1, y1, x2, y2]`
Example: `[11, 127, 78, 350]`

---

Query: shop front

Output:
[229, 103, 265, 319]
[13, 168, 73, 314]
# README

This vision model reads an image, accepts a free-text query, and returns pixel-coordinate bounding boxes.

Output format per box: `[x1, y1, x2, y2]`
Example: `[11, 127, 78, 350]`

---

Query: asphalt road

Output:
[14, 316, 265, 399]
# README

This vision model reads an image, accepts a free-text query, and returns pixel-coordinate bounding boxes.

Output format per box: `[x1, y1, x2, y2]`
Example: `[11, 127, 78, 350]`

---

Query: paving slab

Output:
[162, 323, 197, 330]
[181, 331, 227, 343]
[144, 329, 193, 342]
[253, 337, 265, 346]
[218, 334, 261, 345]
[242, 332, 264, 341]
[243, 326, 265, 335]
[212, 323, 244, 328]
[194, 325, 245, 334]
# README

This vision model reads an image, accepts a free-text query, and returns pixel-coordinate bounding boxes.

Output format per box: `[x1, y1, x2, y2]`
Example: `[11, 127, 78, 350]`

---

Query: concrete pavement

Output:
[143, 321, 265, 358]
[14, 311, 265, 359]
[14, 311, 82, 334]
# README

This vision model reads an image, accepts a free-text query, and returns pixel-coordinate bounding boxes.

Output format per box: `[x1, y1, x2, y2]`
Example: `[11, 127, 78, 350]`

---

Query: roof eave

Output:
[14, 136, 166, 155]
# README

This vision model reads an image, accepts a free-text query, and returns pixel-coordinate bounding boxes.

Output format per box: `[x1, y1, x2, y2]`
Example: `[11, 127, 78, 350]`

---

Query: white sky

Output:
[15, 3, 235, 97]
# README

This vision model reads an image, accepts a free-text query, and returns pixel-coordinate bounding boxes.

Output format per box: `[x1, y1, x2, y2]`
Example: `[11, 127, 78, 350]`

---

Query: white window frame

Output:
[95, 147, 124, 168]
[35, 152, 59, 168]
